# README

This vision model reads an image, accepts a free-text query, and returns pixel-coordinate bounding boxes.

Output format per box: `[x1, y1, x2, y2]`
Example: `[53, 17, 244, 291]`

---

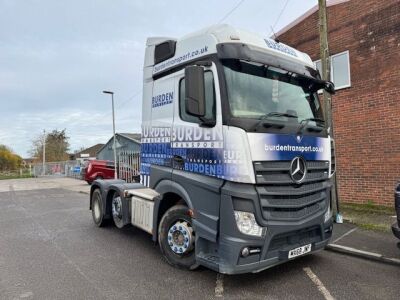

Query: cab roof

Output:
[148, 24, 314, 72]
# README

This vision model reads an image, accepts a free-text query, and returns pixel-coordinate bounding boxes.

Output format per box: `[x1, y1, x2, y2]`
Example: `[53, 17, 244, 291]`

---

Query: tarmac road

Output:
[0, 182, 399, 299]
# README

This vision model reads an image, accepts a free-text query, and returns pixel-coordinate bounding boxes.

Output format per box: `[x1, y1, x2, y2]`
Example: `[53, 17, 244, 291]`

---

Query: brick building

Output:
[276, 0, 400, 206]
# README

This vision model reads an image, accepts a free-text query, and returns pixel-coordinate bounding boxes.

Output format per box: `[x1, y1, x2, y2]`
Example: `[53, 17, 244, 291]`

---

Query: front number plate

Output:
[288, 244, 312, 259]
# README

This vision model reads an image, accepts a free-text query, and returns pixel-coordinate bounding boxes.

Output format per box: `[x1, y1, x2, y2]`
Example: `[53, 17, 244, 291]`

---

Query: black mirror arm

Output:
[199, 117, 216, 128]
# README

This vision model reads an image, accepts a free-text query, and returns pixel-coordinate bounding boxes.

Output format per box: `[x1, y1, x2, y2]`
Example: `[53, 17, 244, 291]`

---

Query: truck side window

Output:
[179, 71, 215, 124]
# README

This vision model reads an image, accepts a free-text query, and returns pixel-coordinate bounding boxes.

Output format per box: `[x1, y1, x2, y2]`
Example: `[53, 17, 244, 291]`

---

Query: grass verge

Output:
[0, 174, 34, 180]
[340, 202, 395, 233]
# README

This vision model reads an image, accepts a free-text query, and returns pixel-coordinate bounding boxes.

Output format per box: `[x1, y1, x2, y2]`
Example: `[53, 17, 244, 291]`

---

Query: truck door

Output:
[171, 62, 223, 177]
[171, 62, 224, 244]
[141, 73, 176, 186]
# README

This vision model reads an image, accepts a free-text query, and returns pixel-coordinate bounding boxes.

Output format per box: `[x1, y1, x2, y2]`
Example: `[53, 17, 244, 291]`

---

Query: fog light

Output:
[234, 211, 264, 237]
[241, 247, 250, 257]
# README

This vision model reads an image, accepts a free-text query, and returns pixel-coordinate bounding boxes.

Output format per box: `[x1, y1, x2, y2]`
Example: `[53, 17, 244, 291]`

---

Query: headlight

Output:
[234, 211, 264, 237]
[324, 205, 332, 222]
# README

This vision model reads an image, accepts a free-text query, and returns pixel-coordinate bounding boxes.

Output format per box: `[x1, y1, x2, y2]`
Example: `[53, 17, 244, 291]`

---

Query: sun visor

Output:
[216, 43, 320, 80]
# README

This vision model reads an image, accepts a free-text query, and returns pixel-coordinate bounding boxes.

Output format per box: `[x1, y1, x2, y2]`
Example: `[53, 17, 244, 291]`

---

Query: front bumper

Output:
[222, 239, 330, 274]
[196, 181, 333, 274]
[216, 221, 332, 274]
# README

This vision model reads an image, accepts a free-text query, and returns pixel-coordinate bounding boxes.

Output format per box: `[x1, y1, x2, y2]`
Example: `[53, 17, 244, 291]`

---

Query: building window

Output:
[179, 71, 216, 124]
[314, 50, 351, 90]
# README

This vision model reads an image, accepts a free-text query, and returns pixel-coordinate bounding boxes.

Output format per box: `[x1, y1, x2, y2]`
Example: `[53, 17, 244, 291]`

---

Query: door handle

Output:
[173, 155, 184, 163]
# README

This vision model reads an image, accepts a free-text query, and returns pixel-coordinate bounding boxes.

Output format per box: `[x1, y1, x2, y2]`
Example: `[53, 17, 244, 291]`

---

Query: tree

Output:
[0, 145, 22, 171]
[31, 129, 70, 163]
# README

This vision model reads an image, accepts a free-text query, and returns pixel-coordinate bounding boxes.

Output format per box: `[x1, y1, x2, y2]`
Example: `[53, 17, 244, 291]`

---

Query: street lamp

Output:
[103, 90, 118, 179]
[42, 129, 46, 176]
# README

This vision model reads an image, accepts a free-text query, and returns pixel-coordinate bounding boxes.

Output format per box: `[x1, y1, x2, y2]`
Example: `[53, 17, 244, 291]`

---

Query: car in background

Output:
[392, 183, 400, 242]
[84, 160, 115, 184]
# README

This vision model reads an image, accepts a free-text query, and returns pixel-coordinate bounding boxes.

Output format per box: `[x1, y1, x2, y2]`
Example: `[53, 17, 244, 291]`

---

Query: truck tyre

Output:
[112, 193, 125, 229]
[91, 189, 108, 227]
[158, 205, 199, 270]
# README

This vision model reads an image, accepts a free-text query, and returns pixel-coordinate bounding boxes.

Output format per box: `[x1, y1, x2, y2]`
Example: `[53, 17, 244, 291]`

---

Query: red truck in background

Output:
[83, 160, 139, 184]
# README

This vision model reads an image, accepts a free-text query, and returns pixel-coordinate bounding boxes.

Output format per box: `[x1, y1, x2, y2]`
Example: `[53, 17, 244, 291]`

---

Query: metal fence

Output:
[33, 160, 83, 179]
[118, 151, 140, 183]
[32, 152, 140, 182]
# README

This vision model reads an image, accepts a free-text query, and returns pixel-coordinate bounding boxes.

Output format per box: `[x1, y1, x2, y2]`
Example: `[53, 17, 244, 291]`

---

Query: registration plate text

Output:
[288, 244, 312, 259]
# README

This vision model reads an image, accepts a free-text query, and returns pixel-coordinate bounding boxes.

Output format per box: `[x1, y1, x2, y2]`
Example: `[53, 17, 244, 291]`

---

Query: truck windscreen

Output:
[223, 60, 324, 124]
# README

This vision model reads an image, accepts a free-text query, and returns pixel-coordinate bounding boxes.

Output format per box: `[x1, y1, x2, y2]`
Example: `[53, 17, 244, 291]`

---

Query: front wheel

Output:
[158, 205, 198, 270]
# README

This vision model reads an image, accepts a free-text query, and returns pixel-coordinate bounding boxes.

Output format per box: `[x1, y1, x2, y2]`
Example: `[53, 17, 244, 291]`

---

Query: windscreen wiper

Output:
[263, 112, 298, 119]
[297, 118, 325, 134]
[254, 111, 298, 131]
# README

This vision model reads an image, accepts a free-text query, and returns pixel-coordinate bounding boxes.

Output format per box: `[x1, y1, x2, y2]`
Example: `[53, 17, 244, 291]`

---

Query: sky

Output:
[0, 0, 318, 157]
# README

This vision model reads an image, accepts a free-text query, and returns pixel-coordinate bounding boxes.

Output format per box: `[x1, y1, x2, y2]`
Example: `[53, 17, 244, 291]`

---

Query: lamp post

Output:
[103, 90, 118, 179]
[42, 129, 46, 176]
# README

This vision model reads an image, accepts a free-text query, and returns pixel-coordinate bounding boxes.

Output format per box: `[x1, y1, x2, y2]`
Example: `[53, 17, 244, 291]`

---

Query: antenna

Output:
[270, 26, 280, 43]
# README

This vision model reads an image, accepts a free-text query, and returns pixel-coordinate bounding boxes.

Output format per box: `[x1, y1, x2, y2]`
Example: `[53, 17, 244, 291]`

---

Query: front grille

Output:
[254, 160, 330, 221]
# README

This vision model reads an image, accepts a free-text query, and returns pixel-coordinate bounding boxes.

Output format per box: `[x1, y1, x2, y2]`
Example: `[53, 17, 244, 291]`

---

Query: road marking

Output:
[19, 291, 33, 298]
[215, 273, 224, 298]
[331, 227, 357, 244]
[303, 267, 335, 300]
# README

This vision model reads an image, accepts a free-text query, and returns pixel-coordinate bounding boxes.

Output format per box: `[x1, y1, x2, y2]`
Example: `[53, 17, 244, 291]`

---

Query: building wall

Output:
[278, 0, 400, 206]
[97, 135, 140, 161]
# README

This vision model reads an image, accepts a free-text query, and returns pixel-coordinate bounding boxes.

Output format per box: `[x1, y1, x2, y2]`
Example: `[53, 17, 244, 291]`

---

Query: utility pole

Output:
[103, 90, 118, 179]
[318, 0, 332, 125]
[42, 129, 46, 176]
[318, 0, 341, 222]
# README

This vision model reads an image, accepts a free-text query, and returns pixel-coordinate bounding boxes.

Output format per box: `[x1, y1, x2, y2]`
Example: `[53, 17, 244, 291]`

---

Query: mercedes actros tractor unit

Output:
[90, 24, 336, 274]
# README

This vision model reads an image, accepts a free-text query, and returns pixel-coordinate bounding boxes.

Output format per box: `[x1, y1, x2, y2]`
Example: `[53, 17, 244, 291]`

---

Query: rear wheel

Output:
[91, 189, 108, 227]
[112, 193, 125, 228]
[158, 205, 198, 270]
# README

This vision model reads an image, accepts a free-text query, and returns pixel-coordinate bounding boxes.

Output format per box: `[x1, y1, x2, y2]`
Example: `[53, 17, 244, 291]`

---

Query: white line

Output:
[303, 267, 335, 300]
[215, 273, 224, 298]
[331, 227, 357, 244]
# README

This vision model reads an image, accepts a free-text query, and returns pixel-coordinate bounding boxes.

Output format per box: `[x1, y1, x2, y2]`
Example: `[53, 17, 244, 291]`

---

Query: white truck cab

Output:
[90, 25, 336, 274]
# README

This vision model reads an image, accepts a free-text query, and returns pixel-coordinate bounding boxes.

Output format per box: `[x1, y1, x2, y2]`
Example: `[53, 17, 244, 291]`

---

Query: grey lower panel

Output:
[150, 166, 224, 245]
[170, 169, 224, 244]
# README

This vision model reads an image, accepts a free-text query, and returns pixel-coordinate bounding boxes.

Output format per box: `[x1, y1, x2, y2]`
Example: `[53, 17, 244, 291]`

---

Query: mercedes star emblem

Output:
[290, 156, 307, 184]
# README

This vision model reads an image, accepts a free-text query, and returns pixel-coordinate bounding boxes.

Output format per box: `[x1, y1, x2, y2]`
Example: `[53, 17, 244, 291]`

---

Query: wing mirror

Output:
[185, 66, 205, 117]
[324, 81, 335, 94]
